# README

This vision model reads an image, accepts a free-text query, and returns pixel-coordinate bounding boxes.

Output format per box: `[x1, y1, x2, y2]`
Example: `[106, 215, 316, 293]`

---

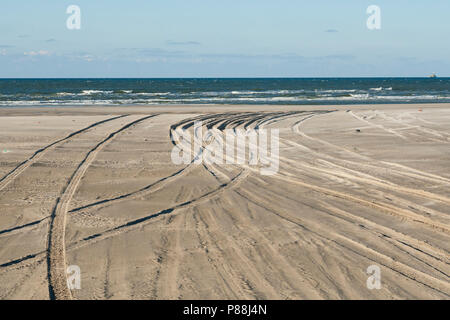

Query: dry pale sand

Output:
[0, 103, 449, 300]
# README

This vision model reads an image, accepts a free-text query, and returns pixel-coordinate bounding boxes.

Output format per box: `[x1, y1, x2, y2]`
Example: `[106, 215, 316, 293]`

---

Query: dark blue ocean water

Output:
[0, 78, 449, 106]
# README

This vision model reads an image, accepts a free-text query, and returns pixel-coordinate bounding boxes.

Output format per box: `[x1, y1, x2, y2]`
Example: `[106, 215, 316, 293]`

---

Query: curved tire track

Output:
[47, 115, 156, 300]
[0, 115, 127, 193]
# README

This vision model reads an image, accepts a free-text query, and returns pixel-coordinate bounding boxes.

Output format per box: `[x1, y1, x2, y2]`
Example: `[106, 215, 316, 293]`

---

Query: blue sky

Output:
[0, 0, 449, 77]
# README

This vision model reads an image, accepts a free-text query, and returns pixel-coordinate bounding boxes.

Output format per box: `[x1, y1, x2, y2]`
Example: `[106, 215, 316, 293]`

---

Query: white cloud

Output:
[24, 50, 50, 56]
[166, 40, 201, 46]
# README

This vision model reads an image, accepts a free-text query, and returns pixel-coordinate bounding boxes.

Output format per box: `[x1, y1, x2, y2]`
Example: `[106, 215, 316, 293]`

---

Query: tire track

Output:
[204, 109, 448, 295]
[1, 114, 245, 273]
[69, 113, 234, 215]
[292, 112, 450, 186]
[157, 213, 184, 299]
[65, 169, 249, 256]
[349, 111, 407, 140]
[235, 187, 450, 297]
[230, 113, 448, 234]
[3, 110, 448, 299]
[0, 217, 49, 237]
[224, 143, 450, 234]
[191, 207, 250, 299]
[0, 115, 127, 192]
[279, 154, 450, 211]
[194, 111, 329, 298]
[69, 164, 193, 214]
[250, 175, 449, 269]
[47, 114, 156, 300]
[200, 137, 326, 298]
[276, 169, 450, 233]
[375, 111, 450, 142]
[192, 206, 278, 299]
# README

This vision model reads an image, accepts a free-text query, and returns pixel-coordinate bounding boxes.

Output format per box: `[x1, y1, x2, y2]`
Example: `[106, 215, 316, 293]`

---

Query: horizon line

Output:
[1, 76, 449, 80]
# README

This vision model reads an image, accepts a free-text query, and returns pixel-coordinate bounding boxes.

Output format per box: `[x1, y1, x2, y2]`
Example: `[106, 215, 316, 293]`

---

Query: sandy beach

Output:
[0, 103, 449, 300]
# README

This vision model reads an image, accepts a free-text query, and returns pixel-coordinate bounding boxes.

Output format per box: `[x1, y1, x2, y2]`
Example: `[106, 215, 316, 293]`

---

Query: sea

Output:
[0, 78, 449, 107]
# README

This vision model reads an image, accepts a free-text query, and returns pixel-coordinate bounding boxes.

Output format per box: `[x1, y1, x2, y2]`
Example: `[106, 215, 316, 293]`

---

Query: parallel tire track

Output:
[67, 169, 249, 252]
[69, 113, 227, 214]
[235, 187, 450, 297]
[47, 115, 156, 300]
[0, 115, 127, 192]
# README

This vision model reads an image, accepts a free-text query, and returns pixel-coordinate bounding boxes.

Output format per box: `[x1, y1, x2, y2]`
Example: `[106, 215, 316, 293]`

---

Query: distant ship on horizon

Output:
[429, 73, 437, 78]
